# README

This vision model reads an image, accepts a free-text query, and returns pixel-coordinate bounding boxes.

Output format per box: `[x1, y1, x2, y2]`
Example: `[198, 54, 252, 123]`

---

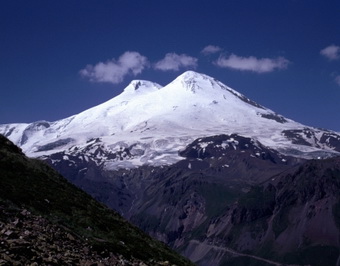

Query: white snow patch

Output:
[1, 70, 339, 170]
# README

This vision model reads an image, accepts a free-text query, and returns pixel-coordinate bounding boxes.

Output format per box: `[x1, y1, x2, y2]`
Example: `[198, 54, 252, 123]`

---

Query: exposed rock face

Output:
[40, 134, 340, 265]
[282, 128, 340, 152]
[2, 71, 340, 170]
[2, 71, 340, 265]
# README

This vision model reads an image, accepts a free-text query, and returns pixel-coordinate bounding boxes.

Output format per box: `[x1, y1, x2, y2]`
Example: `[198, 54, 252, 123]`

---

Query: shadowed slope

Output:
[0, 134, 193, 265]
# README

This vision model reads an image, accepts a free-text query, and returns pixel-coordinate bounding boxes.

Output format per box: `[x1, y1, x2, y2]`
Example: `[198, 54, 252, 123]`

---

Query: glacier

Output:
[1, 71, 340, 169]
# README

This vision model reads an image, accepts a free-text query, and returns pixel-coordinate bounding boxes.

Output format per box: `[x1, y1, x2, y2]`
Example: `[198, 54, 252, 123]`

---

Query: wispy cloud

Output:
[215, 54, 290, 73]
[320, 45, 340, 60]
[335, 75, 340, 86]
[154, 53, 198, 71]
[201, 45, 222, 55]
[80, 51, 149, 84]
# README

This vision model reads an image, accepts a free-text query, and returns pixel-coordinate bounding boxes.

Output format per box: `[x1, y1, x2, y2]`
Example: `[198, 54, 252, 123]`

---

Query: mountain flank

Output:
[2, 71, 340, 167]
[1, 71, 340, 265]
[0, 134, 193, 265]
[185, 156, 340, 265]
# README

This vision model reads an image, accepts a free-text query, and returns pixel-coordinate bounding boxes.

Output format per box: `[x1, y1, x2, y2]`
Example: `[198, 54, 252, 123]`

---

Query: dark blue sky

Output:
[1, 0, 340, 131]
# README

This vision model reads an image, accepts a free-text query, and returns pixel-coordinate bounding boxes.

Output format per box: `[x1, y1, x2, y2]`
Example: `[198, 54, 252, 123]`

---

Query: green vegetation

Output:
[238, 186, 275, 211]
[282, 245, 339, 266]
[131, 211, 160, 232]
[0, 135, 193, 265]
[198, 183, 239, 218]
[332, 169, 340, 230]
[220, 256, 273, 266]
[189, 218, 210, 240]
[272, 207, 290, 238]
[253, 241, 277, 262]
[333, 200, 340, 230]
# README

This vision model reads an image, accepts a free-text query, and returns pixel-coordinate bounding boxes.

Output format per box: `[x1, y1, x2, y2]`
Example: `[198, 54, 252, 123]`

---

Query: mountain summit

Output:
[123, 79, 163, 94]
[1, 71, 340, 169]
[2, 71, 340, 266]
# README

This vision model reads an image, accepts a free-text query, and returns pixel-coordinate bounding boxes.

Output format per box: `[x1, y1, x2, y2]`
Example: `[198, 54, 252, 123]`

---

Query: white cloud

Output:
[335, 75, 340, 86]
[320, 45, 340, 60]
[201, 45, 222, 55]
[80, 51, 149, 84]
[215, 54, 290, 73]
[154, 53, 198, 71]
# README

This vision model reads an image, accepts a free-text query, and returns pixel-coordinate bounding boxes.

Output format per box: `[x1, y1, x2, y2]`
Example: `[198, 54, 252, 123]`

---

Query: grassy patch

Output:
[220, 254, 273, 266]
[198, 183, 239, 218]
[333, 201, 340, 230]
[282, 245, 339, 266]
[238, 186, 275, 211]
[272, 207, 290, 238]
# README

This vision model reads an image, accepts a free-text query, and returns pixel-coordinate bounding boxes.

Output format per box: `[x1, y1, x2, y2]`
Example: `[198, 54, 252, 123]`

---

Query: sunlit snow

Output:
[1, 71, 339, 169]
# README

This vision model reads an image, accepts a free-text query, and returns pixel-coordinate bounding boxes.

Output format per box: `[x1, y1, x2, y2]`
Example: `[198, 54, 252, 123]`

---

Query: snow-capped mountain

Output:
[2, 71, 340, 266]
[1, 71, 340, 169]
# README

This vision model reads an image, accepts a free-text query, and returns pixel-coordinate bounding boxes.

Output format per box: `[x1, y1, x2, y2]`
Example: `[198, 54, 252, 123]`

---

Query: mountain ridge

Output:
[1, 71, 340, 265]
[1, 71, 339, 169]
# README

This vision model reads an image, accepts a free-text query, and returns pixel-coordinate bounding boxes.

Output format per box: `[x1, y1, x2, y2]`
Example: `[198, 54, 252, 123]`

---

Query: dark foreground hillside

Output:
[0, 135, 193, 265]
[41, 133, 340, 265]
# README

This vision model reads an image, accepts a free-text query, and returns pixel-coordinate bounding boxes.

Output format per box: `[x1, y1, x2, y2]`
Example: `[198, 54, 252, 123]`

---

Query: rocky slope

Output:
[183, 157, 340, 265]
[0, 135, 193, 265]
[1, 71, 340, 265]
[39, 134, 340, 265]
[0, 204, 134, 265]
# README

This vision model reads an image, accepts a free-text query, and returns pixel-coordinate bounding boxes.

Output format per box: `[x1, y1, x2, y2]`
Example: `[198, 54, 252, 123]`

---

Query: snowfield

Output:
[1, 71, 339, 169]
